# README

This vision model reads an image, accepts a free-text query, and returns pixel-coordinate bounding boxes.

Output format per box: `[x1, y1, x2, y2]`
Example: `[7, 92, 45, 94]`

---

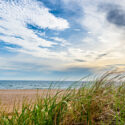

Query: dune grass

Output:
[0, 71, 125, 125]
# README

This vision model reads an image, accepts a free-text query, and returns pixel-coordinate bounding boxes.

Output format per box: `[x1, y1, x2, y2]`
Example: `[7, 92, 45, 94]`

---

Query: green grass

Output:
[0, 71, 125, 125]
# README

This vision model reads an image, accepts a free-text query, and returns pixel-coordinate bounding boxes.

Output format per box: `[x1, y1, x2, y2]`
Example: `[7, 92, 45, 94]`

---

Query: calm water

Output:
[0, 80, 81, 89]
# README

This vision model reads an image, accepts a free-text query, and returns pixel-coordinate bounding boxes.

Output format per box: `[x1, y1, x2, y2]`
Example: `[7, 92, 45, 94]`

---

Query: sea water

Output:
[0, 80, 82, 89]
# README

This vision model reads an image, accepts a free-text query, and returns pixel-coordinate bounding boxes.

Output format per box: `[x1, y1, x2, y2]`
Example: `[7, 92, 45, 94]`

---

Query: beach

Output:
[0, 89, 59, 113]
[0, 73, 124, 124]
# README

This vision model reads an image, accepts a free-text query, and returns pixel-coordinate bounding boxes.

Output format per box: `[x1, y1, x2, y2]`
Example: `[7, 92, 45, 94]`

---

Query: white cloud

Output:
[59, 0, 125, 70]
[0, 0, 69, 30]
[0, 0, 70, 59]
[81, 0, 125, 50]
[50, 37, 70, 46]
[0, 0, 125, 75]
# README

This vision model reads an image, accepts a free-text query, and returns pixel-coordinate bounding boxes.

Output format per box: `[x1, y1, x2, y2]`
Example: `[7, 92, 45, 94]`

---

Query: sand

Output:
[0, 89, 59, 113]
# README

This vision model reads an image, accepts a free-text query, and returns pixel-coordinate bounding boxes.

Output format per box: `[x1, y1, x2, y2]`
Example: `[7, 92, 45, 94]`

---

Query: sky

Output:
[0, 0, 125, 80]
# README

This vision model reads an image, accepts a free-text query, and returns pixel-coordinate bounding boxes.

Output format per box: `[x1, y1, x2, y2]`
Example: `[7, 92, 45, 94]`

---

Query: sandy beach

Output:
[0, 89, 59, 113]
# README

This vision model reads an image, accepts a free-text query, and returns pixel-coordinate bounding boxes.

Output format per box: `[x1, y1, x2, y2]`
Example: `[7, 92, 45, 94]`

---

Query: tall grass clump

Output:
[0, 71, 125, 125]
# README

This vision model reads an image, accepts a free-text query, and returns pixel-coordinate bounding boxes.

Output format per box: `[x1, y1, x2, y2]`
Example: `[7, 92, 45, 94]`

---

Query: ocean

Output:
[0, 80, 82, 89]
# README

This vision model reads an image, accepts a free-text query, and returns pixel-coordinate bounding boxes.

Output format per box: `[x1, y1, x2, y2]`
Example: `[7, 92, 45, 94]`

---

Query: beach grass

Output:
[0, 71, 125, 125]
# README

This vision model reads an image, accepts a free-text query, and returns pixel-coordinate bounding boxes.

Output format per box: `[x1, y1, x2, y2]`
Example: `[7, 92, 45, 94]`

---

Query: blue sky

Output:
[0, 0, 125, 80]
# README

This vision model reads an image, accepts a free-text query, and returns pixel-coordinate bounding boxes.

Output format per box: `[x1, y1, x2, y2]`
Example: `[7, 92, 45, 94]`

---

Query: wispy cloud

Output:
[0, 0, 125, 79]
[63, 0, 125, 69]
[0, 0, 69, 59]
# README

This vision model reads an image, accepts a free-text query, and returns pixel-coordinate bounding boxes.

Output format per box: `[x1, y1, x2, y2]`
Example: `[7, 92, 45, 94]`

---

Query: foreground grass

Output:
[0, 71, 125, 125]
